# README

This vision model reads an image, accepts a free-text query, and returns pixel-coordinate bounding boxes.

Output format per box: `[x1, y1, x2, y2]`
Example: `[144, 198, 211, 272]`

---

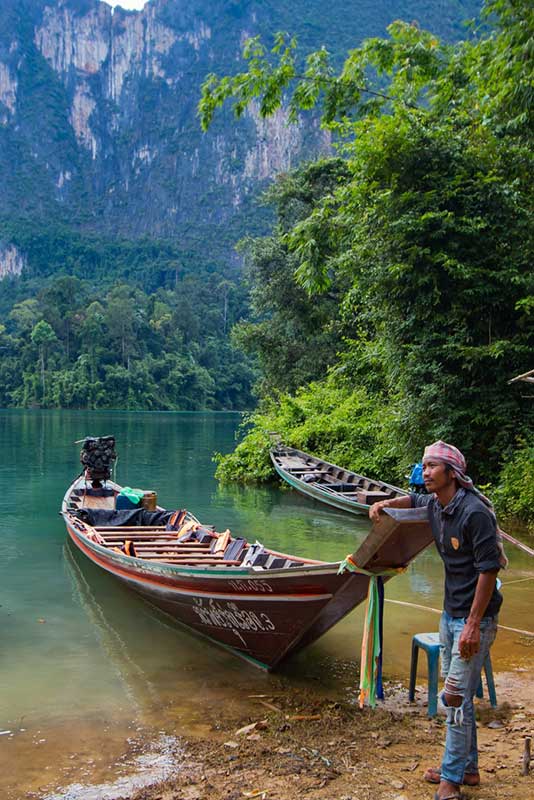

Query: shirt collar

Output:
[435, 487, 466, 516]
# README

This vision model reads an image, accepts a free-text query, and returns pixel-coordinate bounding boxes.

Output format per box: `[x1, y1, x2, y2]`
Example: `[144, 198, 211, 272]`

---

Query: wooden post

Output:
[522, 737, 531, 777]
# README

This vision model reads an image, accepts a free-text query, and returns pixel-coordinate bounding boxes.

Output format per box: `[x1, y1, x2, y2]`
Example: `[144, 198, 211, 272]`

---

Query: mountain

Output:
[0, 0, 480, 271]
[0, 0, 481, 411]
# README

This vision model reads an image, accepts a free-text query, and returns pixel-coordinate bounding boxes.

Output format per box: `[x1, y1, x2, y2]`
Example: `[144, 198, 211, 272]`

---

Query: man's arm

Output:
[368, 495, 412, 523]
[458, 570, 498, 659]
[458, 507, 502, 659]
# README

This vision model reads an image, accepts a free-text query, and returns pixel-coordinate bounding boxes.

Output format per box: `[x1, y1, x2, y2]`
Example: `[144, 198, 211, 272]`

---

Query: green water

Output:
[1, 410, 533, 799]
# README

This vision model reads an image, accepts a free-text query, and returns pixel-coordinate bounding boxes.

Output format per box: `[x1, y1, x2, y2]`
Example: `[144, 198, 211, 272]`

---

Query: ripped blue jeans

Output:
[439, 612, 498, 785]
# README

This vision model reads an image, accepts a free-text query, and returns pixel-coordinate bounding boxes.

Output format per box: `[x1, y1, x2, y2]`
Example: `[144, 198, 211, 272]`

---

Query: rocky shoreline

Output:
[125, 672, 534, 800]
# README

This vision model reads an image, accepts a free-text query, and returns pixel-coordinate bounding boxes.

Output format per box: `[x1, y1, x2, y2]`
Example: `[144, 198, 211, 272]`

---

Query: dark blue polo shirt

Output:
[411, 489, 502, 618]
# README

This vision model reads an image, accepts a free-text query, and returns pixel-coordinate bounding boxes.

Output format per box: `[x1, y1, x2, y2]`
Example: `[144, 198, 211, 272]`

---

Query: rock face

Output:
[0, 0, 480, 265]
[0, 243, 26, 279]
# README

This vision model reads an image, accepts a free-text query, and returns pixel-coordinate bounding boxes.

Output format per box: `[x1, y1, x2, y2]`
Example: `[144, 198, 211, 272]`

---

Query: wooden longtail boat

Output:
[271, 444, 408, 515]
[62, 474, 431, 670]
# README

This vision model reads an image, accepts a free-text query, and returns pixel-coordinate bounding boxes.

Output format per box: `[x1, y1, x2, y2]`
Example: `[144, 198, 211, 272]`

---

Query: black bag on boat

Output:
[73, 508, 176, 528]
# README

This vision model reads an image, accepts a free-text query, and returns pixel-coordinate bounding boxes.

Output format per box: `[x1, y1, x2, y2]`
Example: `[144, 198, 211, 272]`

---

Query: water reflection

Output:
[1, 410, 533, 798]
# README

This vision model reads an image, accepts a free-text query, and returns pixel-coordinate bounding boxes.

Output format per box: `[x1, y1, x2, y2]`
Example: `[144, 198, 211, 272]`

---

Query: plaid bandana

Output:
[423, 440, 473, 491]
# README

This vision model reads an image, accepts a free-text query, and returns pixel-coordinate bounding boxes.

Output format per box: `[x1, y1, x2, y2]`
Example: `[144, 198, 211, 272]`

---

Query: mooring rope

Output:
[500, 529, 534, 558]
[384, 598, 534, 638]
[500, 575, 534, 586]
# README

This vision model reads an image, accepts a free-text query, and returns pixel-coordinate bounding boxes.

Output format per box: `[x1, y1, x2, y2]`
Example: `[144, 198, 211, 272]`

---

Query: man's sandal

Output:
[433, 793, 462, 800]
[425, 767, 480, 786]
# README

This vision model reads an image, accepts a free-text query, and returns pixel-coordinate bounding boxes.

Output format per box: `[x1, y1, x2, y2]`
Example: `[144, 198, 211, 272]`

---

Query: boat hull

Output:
[273, 463, 369, 514]
[271, 446, 408, 516]
[65, 520, 371, 669]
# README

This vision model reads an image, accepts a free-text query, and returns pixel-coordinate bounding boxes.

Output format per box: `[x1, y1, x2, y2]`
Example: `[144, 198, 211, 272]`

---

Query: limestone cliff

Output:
[0, 0, 480, 266]
[0, 243, 26, 279]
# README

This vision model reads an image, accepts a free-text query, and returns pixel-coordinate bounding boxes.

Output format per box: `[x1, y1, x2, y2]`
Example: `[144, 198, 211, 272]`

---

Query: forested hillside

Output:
[209, 0, 534, 523]
[0, 225, 255, 409]
[0, 0, 480, 409]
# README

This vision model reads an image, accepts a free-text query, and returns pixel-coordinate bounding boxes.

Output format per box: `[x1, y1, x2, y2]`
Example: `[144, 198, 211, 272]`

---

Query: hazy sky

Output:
[104, 0, 149, 10]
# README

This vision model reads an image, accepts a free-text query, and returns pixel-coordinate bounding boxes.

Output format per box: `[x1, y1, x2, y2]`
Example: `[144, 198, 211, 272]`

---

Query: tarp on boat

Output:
[73, 507, 177, 528]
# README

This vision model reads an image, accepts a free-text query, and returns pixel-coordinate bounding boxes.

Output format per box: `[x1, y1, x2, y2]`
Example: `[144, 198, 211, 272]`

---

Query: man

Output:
[369, 440, 503, 800]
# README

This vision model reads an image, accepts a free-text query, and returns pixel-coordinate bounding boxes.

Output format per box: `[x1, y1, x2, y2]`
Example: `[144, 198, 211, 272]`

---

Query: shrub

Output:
[214, 375, 404, 485]
[492, 441, 534, 529]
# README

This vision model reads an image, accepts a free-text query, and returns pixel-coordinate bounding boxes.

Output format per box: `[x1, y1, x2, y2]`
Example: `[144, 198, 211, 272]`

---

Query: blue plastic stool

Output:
[409, 631, 497, 717]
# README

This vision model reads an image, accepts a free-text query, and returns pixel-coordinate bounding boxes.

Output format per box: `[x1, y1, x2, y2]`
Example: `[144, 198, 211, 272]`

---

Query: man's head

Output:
[422, 441, 508, 567]
[423, 440, 467, 474]
[422, 440, 467, 496]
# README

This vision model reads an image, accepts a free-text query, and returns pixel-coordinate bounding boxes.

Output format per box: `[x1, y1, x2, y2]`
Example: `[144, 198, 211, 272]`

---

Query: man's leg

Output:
[438, 616, 497, 797]
[463, 617, 498, 778]
[464, 700, 478, 776]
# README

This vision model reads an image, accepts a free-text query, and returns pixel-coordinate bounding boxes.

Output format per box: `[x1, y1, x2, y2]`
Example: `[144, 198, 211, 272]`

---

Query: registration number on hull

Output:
[192, 598, 276, 633]
[228, 579, 273, 593]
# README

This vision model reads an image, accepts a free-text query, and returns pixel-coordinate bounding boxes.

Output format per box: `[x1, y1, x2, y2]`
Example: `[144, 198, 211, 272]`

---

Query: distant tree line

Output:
[0, 229, 256, 410]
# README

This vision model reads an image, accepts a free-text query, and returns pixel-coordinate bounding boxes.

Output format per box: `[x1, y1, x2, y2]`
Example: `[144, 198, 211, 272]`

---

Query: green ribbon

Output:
[338, 555, 405, 708]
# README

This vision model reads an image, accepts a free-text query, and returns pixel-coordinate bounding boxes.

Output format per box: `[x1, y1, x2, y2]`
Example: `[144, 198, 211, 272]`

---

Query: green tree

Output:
[233, 158, 352, 395]
[9, 298, 41, 335]
[202, 0, 534, 484]
[30, 320, 57, 404]
[38, 276, 86, 361]
[78, 300, 106, 390]
[104, 285, 146, 368]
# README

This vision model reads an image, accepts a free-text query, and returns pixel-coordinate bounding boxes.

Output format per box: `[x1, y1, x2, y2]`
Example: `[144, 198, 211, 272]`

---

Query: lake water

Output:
[1, 410, 533, 799]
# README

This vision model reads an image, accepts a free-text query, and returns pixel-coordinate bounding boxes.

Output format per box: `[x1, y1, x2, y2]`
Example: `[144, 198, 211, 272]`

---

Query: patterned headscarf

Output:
[423, 440, 507, 567]
[424, 441, 478, 494]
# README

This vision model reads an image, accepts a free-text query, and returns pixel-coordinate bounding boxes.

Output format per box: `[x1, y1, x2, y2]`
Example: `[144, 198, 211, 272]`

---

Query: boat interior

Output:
[274, 449, 405, 504]
[66, 480, 317, 570]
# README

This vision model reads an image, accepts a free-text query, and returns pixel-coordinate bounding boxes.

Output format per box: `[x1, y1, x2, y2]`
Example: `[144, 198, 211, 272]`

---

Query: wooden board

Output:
[351, 507, 432, 571]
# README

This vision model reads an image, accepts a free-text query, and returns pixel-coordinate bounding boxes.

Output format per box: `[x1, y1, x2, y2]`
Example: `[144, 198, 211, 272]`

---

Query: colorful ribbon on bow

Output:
[338, 555, 406, 708]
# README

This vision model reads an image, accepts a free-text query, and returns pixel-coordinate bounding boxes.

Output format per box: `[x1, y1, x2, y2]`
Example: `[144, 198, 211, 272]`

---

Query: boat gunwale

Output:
[65, 517, 343, 578]
[62, 476, 337, 577]
[271, 445, 408, 496]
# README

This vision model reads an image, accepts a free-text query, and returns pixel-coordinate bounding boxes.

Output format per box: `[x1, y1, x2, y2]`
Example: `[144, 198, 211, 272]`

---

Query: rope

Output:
[338, 555, 405, 708]
[500, 575, 534, 586]
[500, 529, 534, 558]
[384, 598, 534, 638]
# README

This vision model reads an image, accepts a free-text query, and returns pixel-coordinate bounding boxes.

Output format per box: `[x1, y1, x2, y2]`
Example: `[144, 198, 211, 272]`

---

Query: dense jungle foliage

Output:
[205, 0, 534, 523]
[0, 225, 255, 409]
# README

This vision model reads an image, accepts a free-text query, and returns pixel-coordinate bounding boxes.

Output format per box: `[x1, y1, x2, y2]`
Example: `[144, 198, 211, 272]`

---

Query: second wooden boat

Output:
[271, 444, 408, 515]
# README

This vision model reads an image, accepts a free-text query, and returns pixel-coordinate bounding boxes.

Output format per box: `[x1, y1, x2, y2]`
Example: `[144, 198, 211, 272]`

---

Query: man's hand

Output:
[369, 500, 389, 523]
[459, 571, 497, 659]
[458, 618, 481, 660]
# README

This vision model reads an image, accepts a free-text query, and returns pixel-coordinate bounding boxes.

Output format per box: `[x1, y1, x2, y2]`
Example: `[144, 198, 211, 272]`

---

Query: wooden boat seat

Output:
[223, 537, 247, 562]
[80, 495, 116, 510]
[319, 481, 359, 492]
[106, 544, 211, 553]
[356, 490, 392, 504]
[96, 526, 176, 532]
[140, 550, 222, 559]
[286, 466, 324, 473]
[279, 458, 314, 469]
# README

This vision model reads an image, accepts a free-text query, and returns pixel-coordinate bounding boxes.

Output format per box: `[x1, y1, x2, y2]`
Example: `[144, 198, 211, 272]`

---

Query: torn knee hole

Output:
[444, 678, 464, 707]
[444, 691, 463, 707]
